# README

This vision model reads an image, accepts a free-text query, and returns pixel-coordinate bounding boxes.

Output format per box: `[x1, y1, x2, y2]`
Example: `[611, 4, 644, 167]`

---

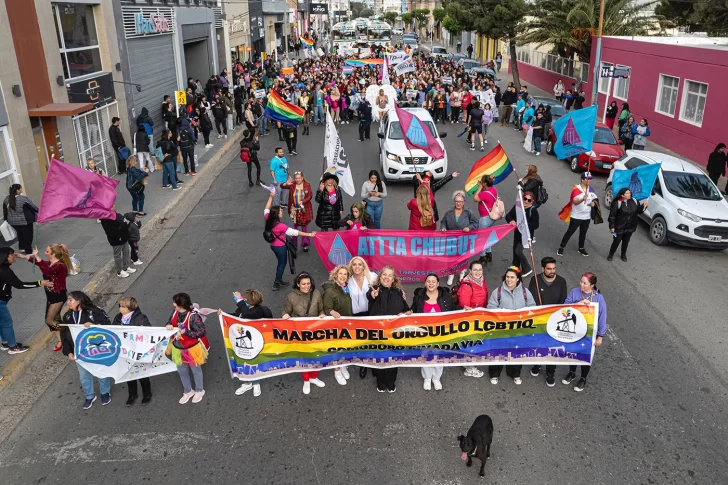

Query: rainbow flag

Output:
[264, 89, 305, 127]
[464, 144, 514, 195]
[558, 184, 596, 223]
[301, 37, 314, 49]
[345, 59, 384, 67]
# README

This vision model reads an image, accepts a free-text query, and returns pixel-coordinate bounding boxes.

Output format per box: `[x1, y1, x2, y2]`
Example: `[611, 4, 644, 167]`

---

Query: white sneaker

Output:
[423, 378, 432, 391]
[235, 383, 253, 395]
[192, 390, 205, 403]
[340, 366, 350, 380]
[125, 267, 137, 274]
[224, 135, 228, 139]
[513, 377, 522, 385]
[309, 378, 325, 388]
[217, 134, 223, 139]
[532, 237, 536, 244]
[253, 384, 261, 397]
[490, 377, 499, 385]
[522, 270, 533, 278]
[206, 144, 214, 148]
[463, 367, 484, 378]
[303, 381, 311, 394]
[334, 370, 347, 385]
[433, 379, 443, 390]
[447, 274, 454, 286]
[133, 260, 144, 265]
[117, 270, 129, 278]
[179, 391, 195, 404]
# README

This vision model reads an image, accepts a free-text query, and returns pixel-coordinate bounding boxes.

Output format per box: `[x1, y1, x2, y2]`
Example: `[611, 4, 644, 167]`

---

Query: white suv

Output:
[604, 150, 728, 249]
[377, 107, 448, 181]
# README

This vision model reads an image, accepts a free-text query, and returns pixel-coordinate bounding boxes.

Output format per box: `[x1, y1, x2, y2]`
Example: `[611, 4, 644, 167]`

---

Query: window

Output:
[663, 171, 721, 201]
[624, 157, 647, 169]
[599, 62, 612, 95]
[53, 4, 102, 80]
[613, 65, 630, 100]
[655, 74, 679, 117]
[388, 121, 438, 140]
[679, 80, 708, 127]
[0, 127, 19, 216]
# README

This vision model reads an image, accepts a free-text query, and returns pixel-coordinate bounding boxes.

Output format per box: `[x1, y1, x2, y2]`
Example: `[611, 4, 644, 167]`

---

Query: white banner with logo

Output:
[68, 325, 178, 383]
[324, 108, 355, 196]
[395, 56, 415, 76]
[387, 51, 409, 65]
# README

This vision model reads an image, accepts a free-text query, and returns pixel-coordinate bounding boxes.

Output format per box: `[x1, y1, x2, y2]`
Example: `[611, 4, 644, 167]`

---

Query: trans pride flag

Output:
[344, 59, 384, 67]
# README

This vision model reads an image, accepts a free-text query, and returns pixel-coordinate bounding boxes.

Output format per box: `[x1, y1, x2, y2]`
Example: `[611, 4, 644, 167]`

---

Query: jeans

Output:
[215, 119, 227, 135]
[0, 301, 17, 347]
[479, 216, 496, 254]
[77, 362, 112, 399]
[177, 364, 204, 393]
[273, 185, 289, 207]
[137, 151, 154, 172]
[294, 224, 311, 248]
[247, 159, 261, 183]
[113, 243, 131, 273]
[128, 189, 145, 212]
[130, 240, 140, 263]
[533, 136, 542, 154]
[314, 105, 324, 124]
[162, 161, 177, 188]
[559, 218, 590, 249]
[365, 199, 383, 228]
[259, 117, 267, 135]
[181, 148, 195, 173]
[270, 244, 287, 283]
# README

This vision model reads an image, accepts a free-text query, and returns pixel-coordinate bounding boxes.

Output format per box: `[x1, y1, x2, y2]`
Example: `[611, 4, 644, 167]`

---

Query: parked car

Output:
[377, 108, 448, 181]
[403, 38, 419, 53]
[458, 58, 481, 71]
[393, 28, 404, 35]
[546, 122, 624, 173]
[449, 53, 467, 63]
[429, 46, 449, 59]
[529, 96, 567, 122]
[403, 33, 419, 42]
[469, 67, 500, 83]
[604, 151, 728, 249]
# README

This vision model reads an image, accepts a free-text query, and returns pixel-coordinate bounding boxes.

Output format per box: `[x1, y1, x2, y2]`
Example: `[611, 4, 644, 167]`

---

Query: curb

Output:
[0, 134, 242, 391]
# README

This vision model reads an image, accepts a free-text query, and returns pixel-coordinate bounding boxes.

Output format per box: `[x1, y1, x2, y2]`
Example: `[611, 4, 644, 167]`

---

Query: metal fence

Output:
[72, 102, 119, 175]
[515, 46, 589, 83]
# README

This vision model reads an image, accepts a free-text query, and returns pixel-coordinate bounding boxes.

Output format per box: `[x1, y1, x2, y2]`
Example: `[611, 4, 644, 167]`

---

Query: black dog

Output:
[457, 415, 494, 477]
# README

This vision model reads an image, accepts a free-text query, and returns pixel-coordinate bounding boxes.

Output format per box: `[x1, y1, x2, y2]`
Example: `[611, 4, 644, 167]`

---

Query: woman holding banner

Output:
[561, 273, 607, 392]
[412, 274, 454, 391]
[112, 297, 153, 406]
[486, 267, 537, 386]
[367, 266, 411, 393]
[440, 191, 479, 286]
[347, 257, 377, 379]
[322, 265, 354, 386]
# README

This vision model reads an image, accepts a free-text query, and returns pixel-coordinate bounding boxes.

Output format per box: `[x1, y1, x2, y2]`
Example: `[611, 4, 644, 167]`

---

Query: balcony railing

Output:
[515, 46, 589, 83]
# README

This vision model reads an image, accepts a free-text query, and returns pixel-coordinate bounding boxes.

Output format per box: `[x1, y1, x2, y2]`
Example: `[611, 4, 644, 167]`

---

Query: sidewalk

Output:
[0, 129, 242, 371]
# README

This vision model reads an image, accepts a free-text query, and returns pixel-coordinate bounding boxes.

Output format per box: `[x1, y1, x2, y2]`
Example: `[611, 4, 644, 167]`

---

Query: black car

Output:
[530, 96, 567, 121]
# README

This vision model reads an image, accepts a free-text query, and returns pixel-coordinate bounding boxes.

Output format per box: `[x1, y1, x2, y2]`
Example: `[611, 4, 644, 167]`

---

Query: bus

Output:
[332, 21, 358, 52]
[366, 21, 392, 47]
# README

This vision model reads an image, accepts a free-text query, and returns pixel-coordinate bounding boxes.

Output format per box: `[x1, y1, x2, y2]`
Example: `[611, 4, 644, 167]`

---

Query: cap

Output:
[581, 171, 593, 179]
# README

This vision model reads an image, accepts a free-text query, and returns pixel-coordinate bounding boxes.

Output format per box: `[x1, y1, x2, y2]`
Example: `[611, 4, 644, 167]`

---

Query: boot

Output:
[486, 253, 493, 263]
[478, 255, 488, 267]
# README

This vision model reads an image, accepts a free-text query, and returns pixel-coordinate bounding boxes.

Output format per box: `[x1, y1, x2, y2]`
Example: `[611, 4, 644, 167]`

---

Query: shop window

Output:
[599, 62, 612, 95]
[679, 79, 708, 127]
[612, 65, 630, 101]
[655, 74, 679, 117]
[53, 3, 102, 80]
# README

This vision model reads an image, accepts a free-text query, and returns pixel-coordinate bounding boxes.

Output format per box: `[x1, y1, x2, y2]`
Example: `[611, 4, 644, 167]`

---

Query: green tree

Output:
[691, 0, 728, 35]
[655, 0, 699, 32]
[518, 0, 660, 63]
[383, 11, 398, 26]
[447, 0, 529, 88]
[442, 15, 463, 37]
[412, 8, 431, 34]
[350, 1, 367, 18]
[401, 12, 414, 31]
[360, 8, 374, 18]
[433, 7, 446, 39]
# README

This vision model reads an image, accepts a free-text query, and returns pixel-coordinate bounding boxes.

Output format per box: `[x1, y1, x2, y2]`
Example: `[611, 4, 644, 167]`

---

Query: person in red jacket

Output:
[457, 260, 488, 378]
[281, 171, 314, 251]
[407, 185, 437, 230]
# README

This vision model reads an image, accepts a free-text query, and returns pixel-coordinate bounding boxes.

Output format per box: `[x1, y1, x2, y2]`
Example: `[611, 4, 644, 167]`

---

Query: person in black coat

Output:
[197, 107, 213, 147]
[241, 130, 262, 187]
[315, 172, 344, 231]
[112, 296, 153, 406]
[212, 97, 228, 137]
[607, 187, 648, 261]
[100, 210, 133, 277]
[136, 107, 154, 133]
[109, 117, 127, 173]
[505, 192, 539, 277]
[367, 266, 411, 393]
[707, 143, 728, 194]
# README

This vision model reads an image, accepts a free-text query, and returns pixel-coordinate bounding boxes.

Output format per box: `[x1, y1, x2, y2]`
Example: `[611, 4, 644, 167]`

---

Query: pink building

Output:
[511, 36, 728, 166]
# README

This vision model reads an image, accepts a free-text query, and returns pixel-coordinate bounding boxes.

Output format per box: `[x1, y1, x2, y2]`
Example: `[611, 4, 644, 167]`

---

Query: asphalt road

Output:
[0, 116, 726, 485]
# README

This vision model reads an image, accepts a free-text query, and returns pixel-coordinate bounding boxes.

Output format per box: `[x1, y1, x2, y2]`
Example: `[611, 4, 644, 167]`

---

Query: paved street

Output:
[0, 107, 727, 484]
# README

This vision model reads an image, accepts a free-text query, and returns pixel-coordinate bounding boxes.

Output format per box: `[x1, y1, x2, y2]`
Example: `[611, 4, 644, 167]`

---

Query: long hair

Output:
[351, 202, 366, 222]
[68, 291, 95, 311]
[48, 243, 72, 271]
[374, 265, 403, 290]
[348, 256, 374, 284]
[415, 185, 433, 227]
[523, 165, 538, 180]
[8, 184, 21, 211]
[368, 170, 383, 192]
[264, 206, 282, 233]
[714, 143, 726, 152]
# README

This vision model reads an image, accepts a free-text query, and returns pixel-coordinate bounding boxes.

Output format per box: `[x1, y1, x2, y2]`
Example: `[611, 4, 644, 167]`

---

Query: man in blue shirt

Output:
[313, 83, 325, 126]
[269, 147, 290, 207]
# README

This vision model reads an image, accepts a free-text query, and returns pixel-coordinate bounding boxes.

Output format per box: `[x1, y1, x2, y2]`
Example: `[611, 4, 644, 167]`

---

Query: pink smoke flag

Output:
[37, 158, 119, 223]
[393, 104, 445, 161]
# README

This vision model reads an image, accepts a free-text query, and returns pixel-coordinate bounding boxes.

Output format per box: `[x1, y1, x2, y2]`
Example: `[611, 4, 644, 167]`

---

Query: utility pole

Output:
[590, 0, 606, 107]
[284, 3, 290, 58]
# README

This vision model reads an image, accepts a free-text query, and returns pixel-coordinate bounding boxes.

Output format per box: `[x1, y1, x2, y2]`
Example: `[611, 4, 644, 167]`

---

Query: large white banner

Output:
[69, 325, 178, 383]
[381, 55, 390, 86]
[516, 187, 532, 249]
[395, 56, 416, 76]
[387, 51, 409, 65]
[324, 108, 355, 196]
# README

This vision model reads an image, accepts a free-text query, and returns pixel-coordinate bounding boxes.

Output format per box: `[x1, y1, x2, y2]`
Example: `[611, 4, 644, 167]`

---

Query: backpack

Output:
[496, 285, 528, 306]
[240, 144, 252, 163]
[482, 192, 505, 221]
[179, 128, 191, 144]
[451, 280, 473, 307]
[536, 185, 549, 206]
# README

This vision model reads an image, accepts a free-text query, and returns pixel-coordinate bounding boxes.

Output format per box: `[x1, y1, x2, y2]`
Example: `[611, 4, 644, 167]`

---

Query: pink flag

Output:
[37, 158, 119, 223]
[394, 104, 445, 160]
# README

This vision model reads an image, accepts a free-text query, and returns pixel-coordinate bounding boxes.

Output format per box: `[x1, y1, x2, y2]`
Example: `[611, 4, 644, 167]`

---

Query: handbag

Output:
[0, 221, 17, 241]
[127, 172, 145, 196]
[154, 145, 164, 160]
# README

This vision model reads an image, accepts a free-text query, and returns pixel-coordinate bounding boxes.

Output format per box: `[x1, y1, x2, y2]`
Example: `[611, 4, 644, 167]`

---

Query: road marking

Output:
[606, 327, 632, 359]
[187, 212, 248, 218]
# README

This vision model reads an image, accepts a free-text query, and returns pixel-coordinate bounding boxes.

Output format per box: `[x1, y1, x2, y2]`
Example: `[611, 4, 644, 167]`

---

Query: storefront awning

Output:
[28, 103, 94, 117]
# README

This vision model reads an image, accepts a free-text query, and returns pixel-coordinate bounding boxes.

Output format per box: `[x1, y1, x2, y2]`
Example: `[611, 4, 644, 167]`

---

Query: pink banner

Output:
[38, 158, 119, 223]
[313, 227, 515, 282]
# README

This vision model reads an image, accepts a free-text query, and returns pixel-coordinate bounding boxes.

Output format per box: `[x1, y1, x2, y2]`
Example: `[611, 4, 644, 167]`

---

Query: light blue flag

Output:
[611, 163, 662, 201]
[553, 105, 598, 160]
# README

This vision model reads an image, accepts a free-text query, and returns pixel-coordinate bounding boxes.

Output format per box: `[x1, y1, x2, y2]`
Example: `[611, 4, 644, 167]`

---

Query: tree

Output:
[401, 12, 414, 31]
[360, 8, 374, 18]
[655, 0, 699, 32]
[383, 11, 398, 26]
[442, 15, 463, 37]
[412, 8, 431, 34]
[447, 0, 529, 89]
[433, 7, 447, 39]
[691, 0, 728, 35]
[518, 0, 660, 63]
[350, 1, 367, 18]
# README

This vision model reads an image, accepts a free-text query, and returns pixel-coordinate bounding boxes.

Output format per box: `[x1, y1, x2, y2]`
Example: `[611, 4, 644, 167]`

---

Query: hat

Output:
[581, 171, 593, 179]
[322, 172, 339, 184]
[359, 79, 366, 85]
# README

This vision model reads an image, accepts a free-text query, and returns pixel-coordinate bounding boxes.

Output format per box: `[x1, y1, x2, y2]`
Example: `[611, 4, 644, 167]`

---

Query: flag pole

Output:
[517, 186, 541, 305]
[31, 223, 38, 274]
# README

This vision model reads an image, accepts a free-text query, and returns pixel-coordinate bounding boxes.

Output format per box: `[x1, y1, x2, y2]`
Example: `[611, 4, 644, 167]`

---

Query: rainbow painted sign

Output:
[220, 305, 597, 381]
[313, 227, 515, 283]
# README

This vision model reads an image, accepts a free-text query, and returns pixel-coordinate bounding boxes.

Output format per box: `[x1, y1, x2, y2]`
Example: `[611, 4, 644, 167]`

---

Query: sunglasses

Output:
[523, 197, 533, 202]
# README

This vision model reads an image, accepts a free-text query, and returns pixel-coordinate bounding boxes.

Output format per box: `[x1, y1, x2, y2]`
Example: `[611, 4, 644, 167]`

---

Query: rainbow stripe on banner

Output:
[301, 37, 314, 49]
[345, 58, 384, 67]
[264, 89, 305, 127]
[220, 305, 597, 381]
[465, 144, 514, 195]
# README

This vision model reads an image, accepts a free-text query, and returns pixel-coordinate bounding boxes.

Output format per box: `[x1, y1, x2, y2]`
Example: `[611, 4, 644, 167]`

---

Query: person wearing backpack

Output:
[240, 130, 261, 187]
[133, 123, 153, 172]
[473, 175, 502, 265]
[456, 260, 488, 379]
[486, 267, 537, 386]
[505, 191, 539, 278]
[177, 118, 197, 176]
